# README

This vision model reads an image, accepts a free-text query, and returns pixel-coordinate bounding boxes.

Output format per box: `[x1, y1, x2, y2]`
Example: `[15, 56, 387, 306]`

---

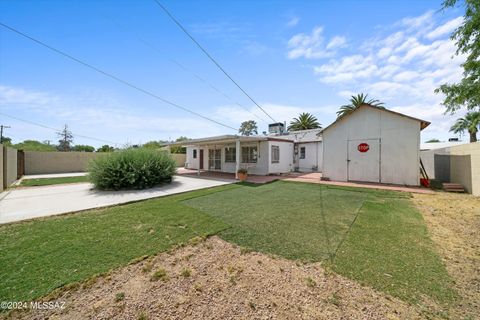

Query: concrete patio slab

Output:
[0, 176, 232, 224]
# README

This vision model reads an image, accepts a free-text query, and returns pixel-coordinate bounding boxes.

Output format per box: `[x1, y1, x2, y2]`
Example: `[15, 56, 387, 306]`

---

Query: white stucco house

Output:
[322, 104, 430, 186]
[184, 135, 294, 178]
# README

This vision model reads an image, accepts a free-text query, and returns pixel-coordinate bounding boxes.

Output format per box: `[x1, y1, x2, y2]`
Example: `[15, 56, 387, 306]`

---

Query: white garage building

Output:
[322, 104, 430, 186]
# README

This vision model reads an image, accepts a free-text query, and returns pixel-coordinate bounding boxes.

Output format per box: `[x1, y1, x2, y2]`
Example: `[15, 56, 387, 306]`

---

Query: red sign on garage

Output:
[357, 143, 369, 153]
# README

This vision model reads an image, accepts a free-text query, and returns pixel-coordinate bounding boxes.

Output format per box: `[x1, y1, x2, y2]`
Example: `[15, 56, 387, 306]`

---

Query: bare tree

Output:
[57, 124, 74, 151]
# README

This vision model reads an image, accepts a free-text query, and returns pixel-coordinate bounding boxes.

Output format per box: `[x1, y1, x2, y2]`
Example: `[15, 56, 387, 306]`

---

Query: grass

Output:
[0, 184, 237, 302]
[184, 181, 456, 306]
[0, 180, 455, 308]
[332, 198, 457, 305]
[184, 181, 408, 261]
[19, 175, 90, 187]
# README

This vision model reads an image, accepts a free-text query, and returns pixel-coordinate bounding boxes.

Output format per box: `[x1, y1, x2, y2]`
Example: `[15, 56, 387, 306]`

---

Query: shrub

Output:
[88, 148, 176, 190]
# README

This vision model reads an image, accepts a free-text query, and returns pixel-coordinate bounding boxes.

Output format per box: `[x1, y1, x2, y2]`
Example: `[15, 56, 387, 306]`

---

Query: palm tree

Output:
[288, 113, 321, 131]
[337, 93, 385, 118]
[450, 111, 480, 142]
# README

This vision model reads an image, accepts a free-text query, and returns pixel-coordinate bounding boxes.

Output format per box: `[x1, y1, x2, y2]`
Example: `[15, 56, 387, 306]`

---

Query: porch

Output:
[177, 168, 285, 184]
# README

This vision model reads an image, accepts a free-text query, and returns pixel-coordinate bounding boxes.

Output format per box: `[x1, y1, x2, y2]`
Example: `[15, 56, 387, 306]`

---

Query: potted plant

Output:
[237, 168, 248, 181]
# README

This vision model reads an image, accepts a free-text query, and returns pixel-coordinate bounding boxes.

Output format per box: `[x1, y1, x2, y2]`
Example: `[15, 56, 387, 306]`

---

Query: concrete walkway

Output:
[20, 172, 88, 179]
[0, 176, 232, 224]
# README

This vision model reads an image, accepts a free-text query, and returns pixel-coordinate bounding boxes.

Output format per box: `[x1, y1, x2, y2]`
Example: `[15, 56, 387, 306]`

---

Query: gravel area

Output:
[7, 236, 425, 320]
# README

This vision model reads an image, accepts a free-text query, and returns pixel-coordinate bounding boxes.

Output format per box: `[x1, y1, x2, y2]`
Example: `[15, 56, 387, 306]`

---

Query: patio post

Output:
[235, 139, 240, 179]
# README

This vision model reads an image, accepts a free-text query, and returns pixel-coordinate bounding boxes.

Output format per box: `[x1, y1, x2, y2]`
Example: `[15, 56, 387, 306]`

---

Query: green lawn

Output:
[0, 185, 237, 302]
[185, 181, 456, 306]
[0, 180, 455, 309]
[20, 175, 90, 187]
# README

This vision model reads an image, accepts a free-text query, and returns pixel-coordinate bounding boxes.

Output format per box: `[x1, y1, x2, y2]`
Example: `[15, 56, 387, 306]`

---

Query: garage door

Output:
[347, 139, 380, 183]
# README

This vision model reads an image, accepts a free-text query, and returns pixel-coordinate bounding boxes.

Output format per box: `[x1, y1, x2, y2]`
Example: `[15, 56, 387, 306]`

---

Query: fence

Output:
[24, 151, 103, 175]
[420, 142, 480, 196]
[1, 144, 18, 191]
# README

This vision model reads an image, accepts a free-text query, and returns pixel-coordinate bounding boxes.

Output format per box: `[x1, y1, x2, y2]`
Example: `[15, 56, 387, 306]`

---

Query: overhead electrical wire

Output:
[153, 0, 277, 123]
[102, 15, 268, 124]
[0, 22, 237, 131]
[0, 111, 120, 145]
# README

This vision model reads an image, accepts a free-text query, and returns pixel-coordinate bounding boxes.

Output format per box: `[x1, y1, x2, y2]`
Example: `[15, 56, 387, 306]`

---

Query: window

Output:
[271, 145, 280, 163]
[300, 147, 306, 159]
[241, 146, 257, 163]
[193, 149, 197, 159]
[225, 147, 236, 163]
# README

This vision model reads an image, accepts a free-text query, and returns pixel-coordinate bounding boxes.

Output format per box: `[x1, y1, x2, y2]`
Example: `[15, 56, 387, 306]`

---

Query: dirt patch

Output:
[8, 236, 425, 320]
[413, 192, 480, 319]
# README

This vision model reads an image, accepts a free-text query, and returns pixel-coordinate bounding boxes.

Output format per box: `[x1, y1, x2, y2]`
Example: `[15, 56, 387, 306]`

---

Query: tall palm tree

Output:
[337, 93, 385, 118]
[450, 111, 480, 142]
[288, 113, 321, 131]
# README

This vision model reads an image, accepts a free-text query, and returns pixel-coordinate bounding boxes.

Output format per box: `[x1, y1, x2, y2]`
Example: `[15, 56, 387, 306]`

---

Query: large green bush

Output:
[88, 148, 176, 190]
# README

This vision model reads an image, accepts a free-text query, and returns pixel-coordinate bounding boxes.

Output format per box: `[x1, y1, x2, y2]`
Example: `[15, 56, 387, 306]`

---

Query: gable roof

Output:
[322, 104, 430, 133]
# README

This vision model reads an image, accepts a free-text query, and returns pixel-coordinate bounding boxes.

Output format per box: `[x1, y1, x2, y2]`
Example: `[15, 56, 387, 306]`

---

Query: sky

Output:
[0, 0, 468, 148]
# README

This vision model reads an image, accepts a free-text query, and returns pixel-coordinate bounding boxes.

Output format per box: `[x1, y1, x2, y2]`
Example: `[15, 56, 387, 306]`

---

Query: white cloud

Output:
[426, 16, 463, 40]
[326, 36, 347, 50]
[286, 16, 300, 27]
[287, 26, 346, 59]
[305, 10, 466, 139]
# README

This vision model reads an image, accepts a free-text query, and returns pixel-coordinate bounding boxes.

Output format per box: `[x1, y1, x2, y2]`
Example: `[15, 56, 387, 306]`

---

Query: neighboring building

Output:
[322, 104, 430, 186]
[184, 135, 294, 177]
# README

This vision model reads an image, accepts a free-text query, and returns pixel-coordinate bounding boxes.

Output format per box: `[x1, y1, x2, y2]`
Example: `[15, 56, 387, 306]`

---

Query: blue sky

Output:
[0, 0, 466, 147]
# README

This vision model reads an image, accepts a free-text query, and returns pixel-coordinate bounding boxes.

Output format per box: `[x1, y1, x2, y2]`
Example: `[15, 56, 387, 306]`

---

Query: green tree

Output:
[72, 145, 95, 152]
[288, 113, 321, 131]
[337, 93, 385, 118]
[96, 145, 115, 152]
[57, 124, 73, 152]
[1, 136, 12, 146]
[238, 120, 258, 136]
[425, 138, 441, 143]
[435, 0, 480, 114]
[14, 140, 57, 152]
[142, 141, 165, 149]
[170, 136, 189, 154]
[450, 111, 480, 142]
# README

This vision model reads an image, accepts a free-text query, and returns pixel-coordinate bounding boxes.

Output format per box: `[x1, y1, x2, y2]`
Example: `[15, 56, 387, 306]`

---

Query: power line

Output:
[0, 22, 237, 132]
[153, 0, 277, 123]
[102, 15, 268, 124]
[0, 112, 120, 145]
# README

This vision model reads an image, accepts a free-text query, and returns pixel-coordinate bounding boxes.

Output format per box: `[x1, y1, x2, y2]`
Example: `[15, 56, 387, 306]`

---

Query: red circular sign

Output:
[358, 143, 369, 153]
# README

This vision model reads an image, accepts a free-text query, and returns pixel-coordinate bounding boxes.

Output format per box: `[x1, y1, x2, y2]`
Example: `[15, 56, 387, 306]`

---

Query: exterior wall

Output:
[25, 151, 102, 174]
[323, 107, 420, 186]
[186, 141, 273, 175]
[268, 140, 294, 174]
[421, 142, 479, 195]
[3, 146, 18, 187]
[0, 144, 4, 191]
[295, 142, 322, 172]
[170, 153, 187, 167]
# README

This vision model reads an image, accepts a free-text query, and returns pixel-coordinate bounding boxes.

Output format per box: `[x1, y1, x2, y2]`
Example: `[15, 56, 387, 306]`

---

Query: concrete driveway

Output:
[0, 175, 232, 224]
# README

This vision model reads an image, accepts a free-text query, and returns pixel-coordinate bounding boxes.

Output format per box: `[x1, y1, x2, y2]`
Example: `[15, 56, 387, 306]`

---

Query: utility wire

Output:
[153, 0, 277, 123]
[102, 15, 268, 124]
[0, 22, 237, 131]
[0, 112, 120, 145]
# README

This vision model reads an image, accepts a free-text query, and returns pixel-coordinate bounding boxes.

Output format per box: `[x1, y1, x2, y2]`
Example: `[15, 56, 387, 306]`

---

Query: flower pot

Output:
[237, 172, 247, 181]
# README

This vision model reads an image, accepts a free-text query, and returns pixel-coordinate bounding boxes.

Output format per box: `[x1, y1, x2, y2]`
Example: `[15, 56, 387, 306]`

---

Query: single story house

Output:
[276, 128, 323, 172]
[322, 104, 430, 186]
[184, 135, 294, 178]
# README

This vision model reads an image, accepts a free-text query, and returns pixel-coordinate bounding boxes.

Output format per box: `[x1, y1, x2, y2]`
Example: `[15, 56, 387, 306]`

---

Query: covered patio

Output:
[176, 168, 285, 184]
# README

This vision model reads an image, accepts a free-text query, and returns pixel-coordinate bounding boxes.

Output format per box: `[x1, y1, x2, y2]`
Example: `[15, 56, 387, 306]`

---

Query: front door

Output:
[208, 149, 221, 170]
[347, 139, 380, 183]
[199, 149, 204, 169]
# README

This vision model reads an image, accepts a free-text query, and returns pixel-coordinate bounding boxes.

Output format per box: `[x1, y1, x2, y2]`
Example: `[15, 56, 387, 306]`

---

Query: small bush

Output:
[88, 148, 176, 190]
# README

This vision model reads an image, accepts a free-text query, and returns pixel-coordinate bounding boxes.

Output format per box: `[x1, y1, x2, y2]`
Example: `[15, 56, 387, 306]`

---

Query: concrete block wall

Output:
[25, 151, 102, 174]
[0, 144, 4, 191]
[420, 142, 480, 196]
[1, 145, 18, 190]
